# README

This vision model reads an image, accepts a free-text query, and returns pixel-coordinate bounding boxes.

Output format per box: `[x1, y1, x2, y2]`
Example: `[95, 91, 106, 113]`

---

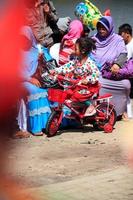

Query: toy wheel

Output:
[93, 102, 117, 131]
[45, 111, 63, 137]
[103, 123, 113, 133]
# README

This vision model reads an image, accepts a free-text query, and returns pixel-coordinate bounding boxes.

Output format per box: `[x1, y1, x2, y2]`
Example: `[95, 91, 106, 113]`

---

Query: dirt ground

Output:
[5, 120, 131, 190]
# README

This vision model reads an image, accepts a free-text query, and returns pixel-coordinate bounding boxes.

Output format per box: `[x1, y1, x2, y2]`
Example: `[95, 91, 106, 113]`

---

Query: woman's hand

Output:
[29, 77, 41, 88]
[111, 64, 120, 74]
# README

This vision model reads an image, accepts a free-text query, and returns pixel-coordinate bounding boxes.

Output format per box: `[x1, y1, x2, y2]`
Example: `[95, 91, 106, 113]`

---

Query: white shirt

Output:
[49, 43, 60, 64]
[126, 38, 133, 60]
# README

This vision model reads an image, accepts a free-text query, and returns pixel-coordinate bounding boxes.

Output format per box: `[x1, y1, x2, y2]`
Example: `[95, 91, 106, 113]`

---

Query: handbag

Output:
[35, 57, 59, 88]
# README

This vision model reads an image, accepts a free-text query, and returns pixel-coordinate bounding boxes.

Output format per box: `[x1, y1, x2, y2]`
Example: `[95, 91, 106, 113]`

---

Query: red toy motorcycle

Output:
[45, 75, 117, 137]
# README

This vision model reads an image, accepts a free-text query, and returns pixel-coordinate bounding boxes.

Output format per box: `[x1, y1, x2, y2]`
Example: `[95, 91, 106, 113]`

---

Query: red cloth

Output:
[59, 39, 75, 65]
[70, 83, 100, 102]
[0, 2, 23, 115]
[104, 9, 111, 16]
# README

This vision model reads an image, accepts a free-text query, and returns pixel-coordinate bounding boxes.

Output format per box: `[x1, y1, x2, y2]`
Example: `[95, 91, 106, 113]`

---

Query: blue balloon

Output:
[75, 2, 88, 17]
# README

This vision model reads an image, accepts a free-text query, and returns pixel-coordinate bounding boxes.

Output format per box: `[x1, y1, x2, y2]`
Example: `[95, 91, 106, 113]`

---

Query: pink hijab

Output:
[62, 19, 83, 41]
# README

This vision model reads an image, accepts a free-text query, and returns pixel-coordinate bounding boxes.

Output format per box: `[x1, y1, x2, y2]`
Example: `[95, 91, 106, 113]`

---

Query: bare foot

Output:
[84, 104, 96, 116]
[12, 131, 31, 139]
[122, 112, 129, 121]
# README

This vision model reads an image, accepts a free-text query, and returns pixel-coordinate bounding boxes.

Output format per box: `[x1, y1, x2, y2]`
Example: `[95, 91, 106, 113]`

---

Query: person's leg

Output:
[17, 99, 28, 132]
[13, 99, 31, 138]
[122, 79, 132, 120]
[99, 77, 131, 118]
[25, 84, 51, 135]
[84, 100, 96, 116]
[127, 97, 133, 119]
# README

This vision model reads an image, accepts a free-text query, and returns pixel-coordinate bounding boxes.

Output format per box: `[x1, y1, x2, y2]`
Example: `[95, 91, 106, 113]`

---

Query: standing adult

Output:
[20, 26, 51, 136]
[92, 16, 130, 118]
[118, 23, 133, 117]
[24, 0, 58, 48]
[24, 0, 71, 48]
[49, 17, 71, 64]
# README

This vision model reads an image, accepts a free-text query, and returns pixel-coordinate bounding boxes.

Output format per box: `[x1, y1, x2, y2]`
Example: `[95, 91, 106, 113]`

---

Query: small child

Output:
[52, 37, 100, 116]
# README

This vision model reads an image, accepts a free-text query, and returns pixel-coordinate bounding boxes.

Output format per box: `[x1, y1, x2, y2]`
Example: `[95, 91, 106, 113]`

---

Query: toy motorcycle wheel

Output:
[103, 123, 113, 133]
[93, 102, 117, 131]
[45, 111, 63, 137]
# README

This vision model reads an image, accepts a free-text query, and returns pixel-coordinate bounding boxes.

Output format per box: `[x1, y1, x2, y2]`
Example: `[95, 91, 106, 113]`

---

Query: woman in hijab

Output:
[20, 26, 51, 136]
[92, 16, 131, 119]
[59, 19, 83, 65]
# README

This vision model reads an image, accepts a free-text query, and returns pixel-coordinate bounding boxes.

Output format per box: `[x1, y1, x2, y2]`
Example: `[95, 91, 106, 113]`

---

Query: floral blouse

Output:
[56, 56, 99, 84]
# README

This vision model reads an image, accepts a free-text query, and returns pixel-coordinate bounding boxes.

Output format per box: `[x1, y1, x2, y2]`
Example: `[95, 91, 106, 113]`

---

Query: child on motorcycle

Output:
[51, 37, 100, 116]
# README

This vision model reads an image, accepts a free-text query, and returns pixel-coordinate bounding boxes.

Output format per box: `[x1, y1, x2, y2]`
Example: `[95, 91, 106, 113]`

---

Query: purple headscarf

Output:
[92, 16, 127, 68]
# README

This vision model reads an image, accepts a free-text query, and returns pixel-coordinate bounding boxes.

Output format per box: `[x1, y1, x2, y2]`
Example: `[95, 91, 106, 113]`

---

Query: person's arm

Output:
[34, 25, 53, 47]
[111, 53, 127, 73]
[21, 67, 42, 87]
[111, 37, 127, 72]
[82, 58, 100, 84]
[28, 77, 42, 87]
[47, 0, 58, 22]
[21, 69, 41, 87]
[114, 53, 127, 67]
[55, 61, 75, 74]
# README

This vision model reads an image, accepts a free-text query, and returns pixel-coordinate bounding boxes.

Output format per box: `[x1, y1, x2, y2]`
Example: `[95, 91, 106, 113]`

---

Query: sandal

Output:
[32, 132, 44, 136]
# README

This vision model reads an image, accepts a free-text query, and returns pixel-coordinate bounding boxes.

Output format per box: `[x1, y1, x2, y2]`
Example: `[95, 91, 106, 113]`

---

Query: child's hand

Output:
[80, 79, 88, 85]
[49, 70, 56, 75]
[111, 64, 120, 74]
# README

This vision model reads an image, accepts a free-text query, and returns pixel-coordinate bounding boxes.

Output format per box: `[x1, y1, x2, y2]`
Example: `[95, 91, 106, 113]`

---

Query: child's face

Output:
[75, 43, 80, 56]
[120, 32, 129, 44]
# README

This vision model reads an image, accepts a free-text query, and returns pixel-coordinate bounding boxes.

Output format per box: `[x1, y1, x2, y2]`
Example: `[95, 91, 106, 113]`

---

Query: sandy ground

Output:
[5, 119, 132, 190]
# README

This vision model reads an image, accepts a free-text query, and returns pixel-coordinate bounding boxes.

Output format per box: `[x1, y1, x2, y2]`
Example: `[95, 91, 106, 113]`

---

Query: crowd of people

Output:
[12, 0, 133, 138]
[1, 1, 133, 199]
